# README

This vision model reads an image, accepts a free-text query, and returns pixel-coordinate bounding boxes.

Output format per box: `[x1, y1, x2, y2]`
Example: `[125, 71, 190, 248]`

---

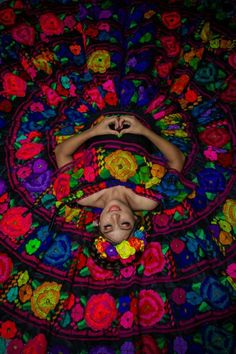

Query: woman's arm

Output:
[55, 116, 120, 168]
[119, 115, 186, 172]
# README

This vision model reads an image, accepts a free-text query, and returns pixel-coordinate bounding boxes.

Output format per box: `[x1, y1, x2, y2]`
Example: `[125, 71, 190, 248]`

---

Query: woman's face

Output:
[99, 200, 137, 244]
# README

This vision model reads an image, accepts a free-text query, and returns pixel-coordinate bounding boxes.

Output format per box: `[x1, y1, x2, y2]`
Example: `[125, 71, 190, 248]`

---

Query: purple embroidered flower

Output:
[49, 344, 70, 354]
[32, 158, 48, 174]
[24, 170, 51, 193]
[127, 57, 137, 68]
[0, 177, 7, 195]
[120, 341, 135, 354]
[89, 345, 115, 354]
[173, 336, 188, 354]
[106, 245, 118, 257]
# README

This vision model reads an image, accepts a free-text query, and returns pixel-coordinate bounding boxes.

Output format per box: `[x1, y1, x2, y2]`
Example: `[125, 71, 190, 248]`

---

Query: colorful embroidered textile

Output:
[0, 1, 236, 353]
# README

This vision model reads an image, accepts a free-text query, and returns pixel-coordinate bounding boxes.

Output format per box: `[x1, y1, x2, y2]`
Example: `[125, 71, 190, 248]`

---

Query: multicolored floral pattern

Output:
[0, 0, 235, 353]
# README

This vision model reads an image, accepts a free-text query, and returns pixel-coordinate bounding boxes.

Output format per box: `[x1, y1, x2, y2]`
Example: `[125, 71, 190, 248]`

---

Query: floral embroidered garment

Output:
[0, 1, 236, 353]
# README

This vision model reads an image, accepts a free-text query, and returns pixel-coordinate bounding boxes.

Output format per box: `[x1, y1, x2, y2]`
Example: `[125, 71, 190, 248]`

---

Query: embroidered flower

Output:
[171, 287, 186, 305]
[53, 173, 71, 201]
[141, 242, 165, 276]
[173, 336, 188, 354]
[105, 150, 138, 182]
[39, 13, 64, 35]
[220, 79, 236, 102]
[138, 289, 165, 327]
[120, 265, 135, 278]
[228, 51, 236, 69]
[203, 325, 234, 354]
[161, 35, 180, 57]
[0, 207, 32, 240]
[43, 235, 71, 267]
[0, 321, 17, 339]
[85, 293, 117, 331]
[12, 23, 35, 46]
[155, 61, 173, 78]
[223, 199, 236, 226]
[87, 258, 113, 280]
[15, 142, 44, 160]
[116, 241, 135, 260]
[197, 168, 225, 192]
[31, 281, 61, 319]
[89, 346, 115, 354]
[16, 166, 32, 179]
[151, 164, 166, 178]
[84, 166, 96, 182]
[71, 302, 84, 322]
[170, 239, 185, 254]
[0, 253, 13, 283]
[226, 263, 236, 281]
[24, 170, 51, 193]
[87, 50, 111, 73]
[21, 334, 47, 354]
[19, 284, 33, 303]
[0, 8, 16, 26]
[161, 11, 181, 29]
[200, 276, 230, 310]
[120, 311, 134, 328]
[203, 147, 218, 161]
[32, 158, 48, 174]
[200, 127, 230, 147]
[3, 73, 27, 97]
[6, 338, 24, 354]
[139, 335, 160, 354]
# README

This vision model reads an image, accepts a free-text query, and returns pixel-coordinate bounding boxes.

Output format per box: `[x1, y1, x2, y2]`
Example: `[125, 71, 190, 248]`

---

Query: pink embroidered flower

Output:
[120, 265, 135, 278]
[30, 102, 44, 112]
[138, 289, 165, 327]
[102, 79, 116, 92]
[6, 338, 24, 354]
[98, 22, 110, 32]
[141, 242, 165, 276]
[171, 287, 186, 304]
[0, 253, 13, 283]
[64, 15, 76, 29]
[16, 166, 32, 179]
[87, 258, 113, 280]
[84, 166, 96, 182]
[3, 73, 27, 97]
[39, 13, 64, 36]
[203, 147, 218, 161]
[226, 263, 236, 281]
[84, 87, 105, 110]
[77, 104, 88, 113]
[228, 51, 236, 69]
[153, 213, 169, 227]
[71, 302, 84, 322]
[85, 293, 117, 331]
[120, 311, 134, 328]
[41, 85, 63, 106]
[170, 239, 185, 254]
[12, 23, 35, 46]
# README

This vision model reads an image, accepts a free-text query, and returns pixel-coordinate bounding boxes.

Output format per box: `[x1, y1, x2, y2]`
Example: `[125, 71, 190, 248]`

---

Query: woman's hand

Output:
[117, 115, 149, 136]
[91, 116, 120, 136]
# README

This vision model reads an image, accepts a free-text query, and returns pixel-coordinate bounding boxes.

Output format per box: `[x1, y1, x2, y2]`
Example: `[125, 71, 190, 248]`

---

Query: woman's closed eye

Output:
[120, 222, 132, 229]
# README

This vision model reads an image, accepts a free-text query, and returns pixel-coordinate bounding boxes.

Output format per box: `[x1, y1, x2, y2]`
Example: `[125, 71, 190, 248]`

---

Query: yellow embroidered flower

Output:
[87, 50, 111, 73]
[151, 164, 166, 178]
[31, 281, 61, 319]
[105, 150, 138, 182]
[223, 199, 236, 226]
[116, 240, 135, 259]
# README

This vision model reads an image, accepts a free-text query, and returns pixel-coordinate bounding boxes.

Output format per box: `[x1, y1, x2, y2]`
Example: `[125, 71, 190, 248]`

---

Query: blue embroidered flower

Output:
[156, 173, 179, 197]
[119, 295, 131, 314]
[186, 291, 202, 305]
[203, 325, 234, 354]
[190, 193, 208, 211]
[200, 276, 230, 310]
[43, 234, 71, 268]
[197, 168, 226, 192]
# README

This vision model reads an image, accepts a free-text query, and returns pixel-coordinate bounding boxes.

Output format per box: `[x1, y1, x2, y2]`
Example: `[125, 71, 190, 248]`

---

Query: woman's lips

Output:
[108, 205, 121, 212]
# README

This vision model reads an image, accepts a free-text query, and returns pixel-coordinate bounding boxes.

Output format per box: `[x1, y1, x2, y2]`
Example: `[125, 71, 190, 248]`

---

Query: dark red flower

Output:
[87, 258, 113, 280]
[0, 320, 17, 339]
[199, 127, 230, 148]
[155, 61, 173, 78]
[217, 152, 233, 167]
[3, 73, 27, 97]
[53, 173, 71, 201]
[161, 11, 181, 29]
[104, 92, 118, 106]
[0, 99, 12, 112]
[39, 12, 64, 36]
[141, 242, 165, 276]
[22, 334, 47, 354]
[161, 35, 180, 57]
[85, 25, 99, 38]
[12, 24, 35, 46]
[15, 142, 44, 160]
[0, 207, 32, 240]
[0, 8, 16, 26]
[85, 293, 117, 330]
[137, 335, 162, 354]
[0, 253, 13, 283]
[220, 79, 236, 102]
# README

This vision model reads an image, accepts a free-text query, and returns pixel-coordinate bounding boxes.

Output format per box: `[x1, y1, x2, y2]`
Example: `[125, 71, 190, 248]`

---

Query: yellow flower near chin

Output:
[116, 241, 135, 259]
[87, 50, 111, 73]
[223, 199, 236, 226]
[31, 281, 61, 319]
[105, 150, 138, 182]
[151, 164, 166, 179]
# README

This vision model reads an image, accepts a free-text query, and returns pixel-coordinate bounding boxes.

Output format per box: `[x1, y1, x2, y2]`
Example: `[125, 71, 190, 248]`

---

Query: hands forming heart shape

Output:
[108, 121, 131, 133]
[107, 114, 133, 133]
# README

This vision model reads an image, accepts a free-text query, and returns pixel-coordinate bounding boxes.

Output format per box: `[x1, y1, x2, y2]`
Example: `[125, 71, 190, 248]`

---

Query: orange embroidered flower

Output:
[129, 236, 142, 251]
[31, 281, 61, 319]
[151, 164, 166, 178]
[105, 150, 137, 182]
[19, 284, 33, 303]
[219, 231, 233, 245]
[223, 199, 236, 226]
[87, 50, 111, 73]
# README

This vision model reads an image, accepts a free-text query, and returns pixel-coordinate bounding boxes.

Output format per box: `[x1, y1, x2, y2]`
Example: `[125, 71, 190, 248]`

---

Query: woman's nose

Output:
[110, 213, 120, 224]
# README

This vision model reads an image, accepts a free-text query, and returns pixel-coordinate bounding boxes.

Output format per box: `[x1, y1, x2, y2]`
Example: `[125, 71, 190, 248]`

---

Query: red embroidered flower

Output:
[0, 320, 17, 339]
[138, 289, 165, 327]
[153, 213, 169, 227]
[63, 293, 75, 310]
[84, 166, 96, 182]
[85, 293, 117, 330]
[0, 99, 12, 112]
[136, 335, 161, 354]
[3, 73, 27, 97]
[220, 79, 236, 102]
[41, 85, 63, 106]
[69, 44, 81, 56]
[28, 131, 42, 140]
[141, 242, 165, 276]
[171, 287, 186, 304]
[76, 251, 87, 270]
[84, 87, 105, 110]
[12, 24, 35, 46]
[53, 173, 71, 201]
[130, 297, 138, 317]
[161, 11, 181, 29]
[156, 61, 173, 78]
[104, 92, 118, 106]
[199, 127, 230, 148]
[15, 142, 44, 160]
[0, 207, 32, 240]
[161, 35, 180, 57]
[0, 253, 13, 283]
[85, 25, 99, 38]
[39, 13, 64, 36]
[217, 152, 233, 167]
[87, 258, 113, 280]
[16, 166, 32, 179]
[0, 8, 16, 26]
[22, 334, 47, 354]
[185, 88, 198, 103]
